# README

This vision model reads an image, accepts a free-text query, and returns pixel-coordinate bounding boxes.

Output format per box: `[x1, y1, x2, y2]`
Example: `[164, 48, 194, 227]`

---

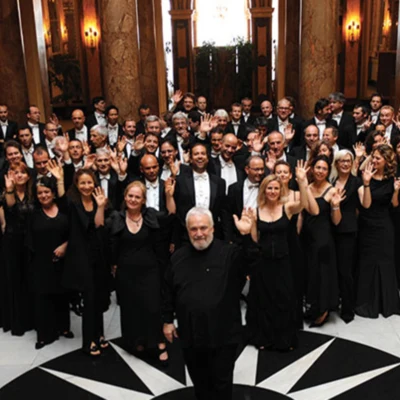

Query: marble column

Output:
[100, 0, 142, 120]
[299, 0, 338, 118]
[0, 0, 29, 123]
[249, 1, 273, 101]
[137, 0, 159, 115]
[285, 0, 300, 100]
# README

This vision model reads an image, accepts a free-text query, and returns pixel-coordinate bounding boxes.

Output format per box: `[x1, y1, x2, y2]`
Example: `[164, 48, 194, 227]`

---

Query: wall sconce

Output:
[383, 18, 392, 37]
[45, 29, 52, 48]
[347, 20, 360, 46]
[85, 27, 98, 49]
[61, 25, 68, 42]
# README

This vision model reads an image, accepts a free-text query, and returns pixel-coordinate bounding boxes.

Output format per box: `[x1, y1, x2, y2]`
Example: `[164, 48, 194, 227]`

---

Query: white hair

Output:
[330, 149, 354, 182]
[96, 148, 111, 157]
[172, 112, 188, 124]
[214, 109, 229, 119]
[185, 207, 214, 227]
[90, 124, 108, 136]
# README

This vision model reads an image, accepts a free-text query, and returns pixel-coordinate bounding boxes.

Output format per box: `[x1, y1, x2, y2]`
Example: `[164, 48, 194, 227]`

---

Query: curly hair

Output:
[257, 175, 283, 208]
[372, 144, 397, 178]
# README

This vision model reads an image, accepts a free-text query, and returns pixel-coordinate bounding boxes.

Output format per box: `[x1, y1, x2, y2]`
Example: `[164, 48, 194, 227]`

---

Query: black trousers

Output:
[183, 344, 237, 400]
[35, 292, 70, 343]
[82, 288, 104, 350]
[335, 232, 357, 318]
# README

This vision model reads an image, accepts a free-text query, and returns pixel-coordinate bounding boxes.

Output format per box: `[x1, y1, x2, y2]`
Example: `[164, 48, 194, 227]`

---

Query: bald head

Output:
[221, 133, 238, 162]
[71, 109, 85, 130]
[140, 154, 159, 182]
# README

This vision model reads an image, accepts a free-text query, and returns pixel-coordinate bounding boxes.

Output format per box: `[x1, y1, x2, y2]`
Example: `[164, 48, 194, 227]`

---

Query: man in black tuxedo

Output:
[290, 125, 319, 162]
[322, 126, 346, 153]
[174, 143, 226, 244]
[260, 99, 274, 120]
[105, 105, 124, 148]
[145, 115, 162, 136]
[94, 148, 128, 210]
[226, 103, 248, 140]
[267, 98, 302, 148]
[352, 105, 373, 144]
[225, 155, 264, 243]
[43, 122, 60, 159]
[117, 118, 137, 160]
[68, 139, 85, 171]
[0, 104, 18, 142]
[67, 109, 90, 143]
[85, 96, 107, 130]
[90, 125, 108, 153]
[27, 105, 45, 145]
[195, 95, 208, 116]
[17, 126, 35, 168]
[302, 98, 337, 141]
[379, 105, 400, 146]
[369, 93, 383, 124]
[241, 97, 256, 126]
[328, 92, 354, 149]
[210, 133, 244, 193]
[285, 96, 304, 127]
[136, 104, 151, 134]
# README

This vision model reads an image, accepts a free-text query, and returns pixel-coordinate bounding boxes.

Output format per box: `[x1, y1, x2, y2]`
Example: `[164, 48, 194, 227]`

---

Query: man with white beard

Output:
[163, 207, 255, 400]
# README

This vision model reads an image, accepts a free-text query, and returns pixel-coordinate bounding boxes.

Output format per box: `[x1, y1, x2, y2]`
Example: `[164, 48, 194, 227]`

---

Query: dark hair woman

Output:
[27, 160, 73, 348]
[2, 162, 35, 335]
[356, 144, 400, 318]
[63, 168, 110, 356]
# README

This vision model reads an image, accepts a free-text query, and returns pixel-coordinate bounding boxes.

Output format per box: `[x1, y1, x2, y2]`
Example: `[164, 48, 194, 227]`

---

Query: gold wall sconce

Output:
[347, 20, 360, 46]
[84, 26, 98, 49]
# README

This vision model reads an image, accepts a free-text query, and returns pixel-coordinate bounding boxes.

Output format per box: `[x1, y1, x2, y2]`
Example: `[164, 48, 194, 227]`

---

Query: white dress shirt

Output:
[278, 117, 289, 135]
[332, 111, 343, 126]
[314, 118, 326, 139]
[95, 112, 106, 125]
[370, 111, 380, 124]
[1, 121, 8, 138]
[385, 124, 393, 142]
[243, 113, 251, 123]
[356, 123, 365, 137]
[28, 122, 41, 144]
[193, 171, 210, 209]
[219, 155, 237, 194]
[107, 124, 119, 146]
[231, 121, 240, 136]
[145, 178, 160, 211]
[22, 145, 34, 168]
[99, 173, 111, 198]
[161, 160, 180, 181]
[243, 178, 259, 209]
[45, 139, 55, 159]
[75, 125, 88, 142]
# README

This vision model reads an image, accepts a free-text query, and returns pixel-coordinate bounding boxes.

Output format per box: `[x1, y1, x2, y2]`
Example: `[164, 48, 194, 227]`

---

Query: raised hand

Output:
[265, 150, 277, 171]
[199, 114, 213, 136]
[49, 113, 60, 127]
[110, 148, 120, 173]
[116, 136, 127, 153]
[253, 132, 268, 153]
[47, 159, 64, 180]
[83, 153, 96, 170]
[295, 159, 310, 183]
[362, 162, 376, 186]
[331, 187, 346, 207]
[92, 186, 107, 208]
[353, 142, 365, 159]
[4, 171, 15, 191]
[164, 177, 176, 197]
[118, 156, 128, 176]
[134, 134, 145, 152]
[57, 136, 69, 153]
[284, 123, 295, 142]
[233, 207, 254, 235]
[82, 140, 91, 156]
[364, 116, 373, 131]
[172, 90, 183, 105]
[169, 160, 180, 178]
[394, 177, 400, 191]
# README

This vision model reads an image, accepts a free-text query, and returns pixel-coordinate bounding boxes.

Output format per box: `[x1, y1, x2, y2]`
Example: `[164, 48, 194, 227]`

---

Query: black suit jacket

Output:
[289, 145, 308, 162]
[240, 114, 256, 127]
[225, 122, 248, 141]
[225, 180, 245, 243]
[0, 120, 18, 141]
[333, 113, 354, 149]
[209, 156, 245, 184]
[301, 118, 338, 143]
[174, 170, 227, 242]
[96, 169, 128, 211]
[136, 120, 146, 134]
[86, 113, 106, 130]
[267, 116, 303, 148]
[67, 126, 90, 143]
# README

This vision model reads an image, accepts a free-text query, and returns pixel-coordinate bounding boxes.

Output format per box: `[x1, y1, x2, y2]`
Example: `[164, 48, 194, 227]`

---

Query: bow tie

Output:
[371, 111, 379, 116]
[0, 122, 8, 127]
[108, 125, 117, 131]
[146, 182, 158, 189]
[221, 160, 233, 168]
[96, 114, 105, 119]
[232, 122, 240, 126]
[23, 148, 34, 155]
[279, 121, 288, 127]
[75, 130, 84, 135]
[100, 174, 110, 180]
[316, 120, 326, 126]
[29, 124, 39, 128]
[37, 172, 52, 179]
[194, 173, 207, 181]
[248, 183, 259, 189]
[356, 124, 364, 129]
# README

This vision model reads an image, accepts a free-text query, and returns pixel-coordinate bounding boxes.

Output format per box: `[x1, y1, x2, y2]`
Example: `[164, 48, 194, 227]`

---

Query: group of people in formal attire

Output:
[1, 90, 400, 399]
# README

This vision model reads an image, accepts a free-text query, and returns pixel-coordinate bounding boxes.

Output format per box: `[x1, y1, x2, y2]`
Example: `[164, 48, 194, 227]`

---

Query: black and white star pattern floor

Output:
[2, 294, 400, 399]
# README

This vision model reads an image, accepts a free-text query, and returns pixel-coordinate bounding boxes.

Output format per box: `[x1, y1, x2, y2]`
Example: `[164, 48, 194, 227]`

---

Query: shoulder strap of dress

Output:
[321, 185, 334, 198]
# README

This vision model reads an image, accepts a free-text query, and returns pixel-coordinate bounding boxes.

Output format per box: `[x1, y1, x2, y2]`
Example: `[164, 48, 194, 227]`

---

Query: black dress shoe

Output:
[59, 331, 74, 339]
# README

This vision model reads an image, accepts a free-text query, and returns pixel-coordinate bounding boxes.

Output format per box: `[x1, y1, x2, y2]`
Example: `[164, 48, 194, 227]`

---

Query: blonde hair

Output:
[123, 181, 147, 207]
[257, 175, 283, 208]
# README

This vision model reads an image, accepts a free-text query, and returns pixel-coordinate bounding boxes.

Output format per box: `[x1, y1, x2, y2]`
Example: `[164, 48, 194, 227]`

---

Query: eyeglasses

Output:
[247, 167, 264, 172]
[337, 159, 352, 164]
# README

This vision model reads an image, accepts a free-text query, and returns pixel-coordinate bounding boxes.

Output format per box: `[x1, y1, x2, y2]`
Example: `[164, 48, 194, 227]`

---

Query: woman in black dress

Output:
[356, 144, 400, 318]
[330, 150, 363, 323]
[2, 162, 35, 335]
[110, 180, 175, 363]
[303, 155, 346, 327]
[28, 160, 72, 349]
[64, 169, 110, 356]
[246, 161, 309, 351]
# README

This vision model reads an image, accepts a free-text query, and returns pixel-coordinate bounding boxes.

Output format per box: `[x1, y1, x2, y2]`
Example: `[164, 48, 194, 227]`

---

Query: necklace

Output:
[127, 213, 142, 226]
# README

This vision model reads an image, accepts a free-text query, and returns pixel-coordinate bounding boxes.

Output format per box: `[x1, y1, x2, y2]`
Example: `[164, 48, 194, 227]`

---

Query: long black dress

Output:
[2, 197, 35, 335]
[28, 206, 70, 345]
[303, 186, 339, 320]
[246, 207, 297, 350]
[110, 208, 164, 350]
[356, 177, 400, 318]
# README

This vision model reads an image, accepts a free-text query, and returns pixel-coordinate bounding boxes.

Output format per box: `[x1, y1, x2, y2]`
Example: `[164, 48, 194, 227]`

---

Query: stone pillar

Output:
[285, 0, 300, 100]
[137, 0, 159, 115]
[100, 0, 142, 120]
[0, 0, 29, 123]
[299, 0, 338, 118]
[249, 0, 273, 101]
[170, 0, 194, 93]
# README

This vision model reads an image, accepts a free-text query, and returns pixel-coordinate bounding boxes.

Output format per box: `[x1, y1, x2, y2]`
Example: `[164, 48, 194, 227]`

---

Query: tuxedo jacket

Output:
[95, 169, 128, 211]
[225, 180, 245, 243]
[66, 126, 90, 143]
[302, 117, 338, 143]
[333, 113, 355, 149]
[289, 145, 308, 162]
[387, 124, 400, 147]
[225, 122, 248, 141]
[107, 124, 124, 148]
[86, 113, 106, 130]
[240, 114, 256, 127]
[174, 170, 227, 241]
[0, 120, 18, 141]
[267, 116, 303, 148]
[209, 156, 245, 183]
[136, 120, 146, 134]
